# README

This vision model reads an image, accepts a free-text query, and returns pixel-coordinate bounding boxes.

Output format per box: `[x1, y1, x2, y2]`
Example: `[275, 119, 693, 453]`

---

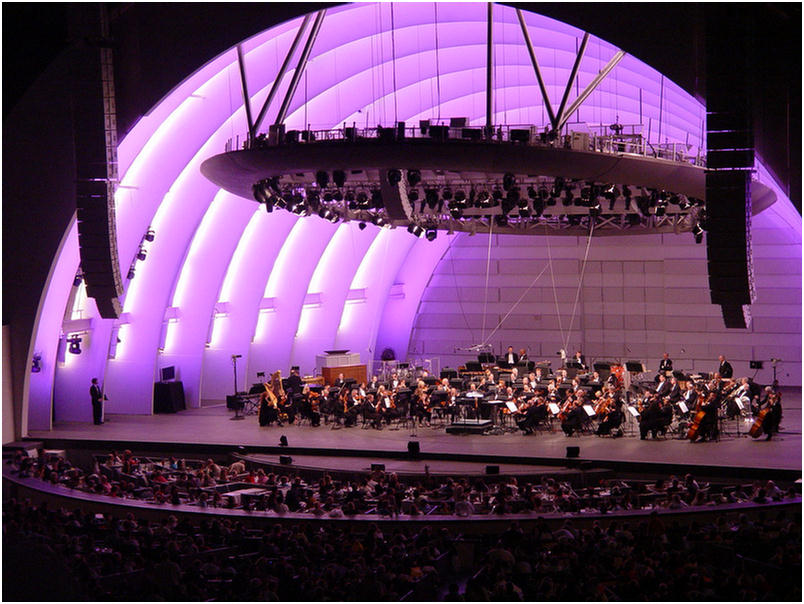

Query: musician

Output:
[762, 393, 782, 440]
[332, 373, 346, 388]
[516, 396, 547, 435]
[638, 395, 663, 440]
[665, 377, 682, 403]
[560, 397, 586, 436]
[571, 350, 586, 370]
[679, 382, 697, 417]
[651, 373, 668, 398]
[503, 346, 519, 366]
[388, 372, 400, 390]
[717, 355, 733, 379]
[379, 390, 401, 425]
[725, 377, 751, 420]
[588, 372, 602, 388]
[343, 389, 361, 427]
[279, 391, 296, 424]
[532, 369, 544, 386]
[286, 367, 303, 395]
[659, 352, 673, 374]
[368, 375, 380, 392]
[691, 392, 719, 442]
[518, 348, 529, 363]
[303, 386, 321, 427]
[258, 390, 279, 426]
[753, 386, 774, 417]
[595, 399, 623, 436]
[90, 378, 105, 425]
[362, 393, 382, 429]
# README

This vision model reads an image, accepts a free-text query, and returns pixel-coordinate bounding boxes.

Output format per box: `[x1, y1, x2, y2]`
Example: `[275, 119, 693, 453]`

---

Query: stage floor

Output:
[28, 389, 801, 473]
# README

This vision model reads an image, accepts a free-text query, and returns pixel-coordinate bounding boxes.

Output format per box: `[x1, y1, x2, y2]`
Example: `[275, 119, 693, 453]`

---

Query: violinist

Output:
[588, 371, 602, 388]
[305, 386, 321, 427]
[368, 375, 380, 392]
[362, 393, 382, 429]
[517, 395, 547, 435]
[655, 374, 671, 398]
[560, 395, 586, 436]
[665, 377, 682, 404]
[596, 397, 623, 436]
[379, 389, 400, 426]
[725, 377, 750, 420]
[344, 389, 361, 427]
[679, 382, 697, 417]
[639, 394, 663, 439]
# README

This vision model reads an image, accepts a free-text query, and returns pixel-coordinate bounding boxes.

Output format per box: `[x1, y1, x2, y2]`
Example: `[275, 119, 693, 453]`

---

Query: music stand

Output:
[625, 361, 645, 374]
[226, 395, 246, 420]
[478, 352, 495, 364]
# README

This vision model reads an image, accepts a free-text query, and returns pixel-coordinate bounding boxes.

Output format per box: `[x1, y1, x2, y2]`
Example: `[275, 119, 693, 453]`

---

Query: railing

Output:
[224, 121, 706, 167]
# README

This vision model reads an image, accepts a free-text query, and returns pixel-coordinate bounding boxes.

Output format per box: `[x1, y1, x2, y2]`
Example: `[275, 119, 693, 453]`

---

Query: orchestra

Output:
[248, 352, 781, 445]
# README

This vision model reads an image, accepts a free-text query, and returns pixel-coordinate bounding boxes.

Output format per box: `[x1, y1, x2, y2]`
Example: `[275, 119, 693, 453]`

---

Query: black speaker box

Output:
[485, 465, 500, 475]
[279, 455, 292, 465]
[407, 441, 420, 456]
[371, 463, 386, 472]
[566, 446, 580, 458]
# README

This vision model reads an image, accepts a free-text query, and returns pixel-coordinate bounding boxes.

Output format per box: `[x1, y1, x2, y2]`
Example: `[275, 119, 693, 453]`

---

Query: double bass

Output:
[686, 392, 710, 441]
[749, 392, 779, 438]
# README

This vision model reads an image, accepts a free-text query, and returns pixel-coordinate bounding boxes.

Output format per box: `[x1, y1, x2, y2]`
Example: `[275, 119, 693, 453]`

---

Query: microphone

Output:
[232, 354, 243, 359]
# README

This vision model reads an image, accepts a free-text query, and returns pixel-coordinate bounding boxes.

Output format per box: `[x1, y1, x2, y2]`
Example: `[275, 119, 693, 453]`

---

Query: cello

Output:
[687, 392, 711, 441]
[749, 392, 779, 438]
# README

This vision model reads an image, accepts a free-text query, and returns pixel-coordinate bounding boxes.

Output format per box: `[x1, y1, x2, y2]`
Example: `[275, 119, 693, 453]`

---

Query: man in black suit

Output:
[286, 367, 303, 395]
[571, 350, 586, 369]
[659, 352, 673, 374]
[503, 346, 519, 367]
[665, 377, 682, 403]
[655, 374, 671, 398]
[717, 355, 733, 379]
[90, 378, 105, 425]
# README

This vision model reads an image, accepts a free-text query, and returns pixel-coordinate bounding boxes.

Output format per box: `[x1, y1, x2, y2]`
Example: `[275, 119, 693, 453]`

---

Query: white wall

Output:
[409, 205, 802, 386]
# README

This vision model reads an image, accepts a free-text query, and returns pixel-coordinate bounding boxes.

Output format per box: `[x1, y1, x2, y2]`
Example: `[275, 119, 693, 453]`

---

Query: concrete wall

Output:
[409, 205, 801, 386]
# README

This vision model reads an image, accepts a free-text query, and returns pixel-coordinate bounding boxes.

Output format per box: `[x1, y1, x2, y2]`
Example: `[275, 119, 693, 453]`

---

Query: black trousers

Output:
[92, 400, 103, 424]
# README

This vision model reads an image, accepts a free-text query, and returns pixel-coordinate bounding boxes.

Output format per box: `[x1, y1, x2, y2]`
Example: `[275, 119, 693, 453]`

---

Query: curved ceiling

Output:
[27, 2, 789, 426]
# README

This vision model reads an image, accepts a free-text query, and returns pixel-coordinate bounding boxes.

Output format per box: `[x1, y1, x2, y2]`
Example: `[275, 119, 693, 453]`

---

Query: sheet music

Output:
[505, 401, 518, 413]
[548, 403, 561, 415]
[628, 406, 640, 417]
[678, 402, 689, 413]
[583, 404, 596, 417]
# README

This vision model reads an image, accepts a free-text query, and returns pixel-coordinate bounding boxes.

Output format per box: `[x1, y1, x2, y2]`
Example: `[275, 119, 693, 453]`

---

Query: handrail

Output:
[226, 122, 706, 168]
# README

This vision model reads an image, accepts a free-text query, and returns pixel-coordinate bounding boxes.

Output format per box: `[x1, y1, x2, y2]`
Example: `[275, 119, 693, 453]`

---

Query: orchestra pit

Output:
[3, 3, 801, 602]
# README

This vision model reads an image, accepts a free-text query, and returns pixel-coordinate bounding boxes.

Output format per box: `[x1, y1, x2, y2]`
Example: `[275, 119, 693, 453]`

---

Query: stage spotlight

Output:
[387, 169, 402, 186]
[441, 187, 452, 202]
[678, 195, 692, 210]
[407, 224, 425, 237]
[425, 189, 440, 210]
[454, 189, 467, 205]
[449, 207, 463, 219]
[144, 229, 156, 242]
[356, 191, 369, 208]
[562, 190, 574, 206]
[290, 201, 309, 216]
[407, 169, 421, 187]
[371, 189, 383, 208]
[372, 214, 388, 228]
[358, 221, 367, 230]
[476, 191, 492, 208]
[332, 190, 343, 202]
[73, 273, 83, 287]
[306, 190, 321, 211]
[551, 177, 564, 198]
[492, 188, 503, 206]
[655, 200, 667, 217]
[333, 170, 346, 188]
[425, 228, 437, 241]
[318, 208, 340, 223]
[502, 172, 515, 191]
[253, 182, 269, 203]
[533, 199, 545, 217]
[589, 199, 601, 217]
[127, 266, 136, 280]
[31, 353, 42, 373]
[68, 336, 82, 355]
[136, 248, 147, 261]
[315, 170, 329, 189]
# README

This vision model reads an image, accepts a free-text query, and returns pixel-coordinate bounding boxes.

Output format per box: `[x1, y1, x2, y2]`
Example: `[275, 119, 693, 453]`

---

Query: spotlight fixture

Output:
[136, 248, 147, 261]
[589, 199, 601, 217]
[449, 207, 463, 219]
[551, 177, 564, 198]
[332, 190, 343, 202]
[502, 172, 516, 191]
[127, 266, 136, 280]
[315, 170, 329, 189]
[425, 189, 440, 210]
[678, 195, 692, 210]
[290, 201, 309, 216]
[73, 273, 83, 287]
[318, 208, 340, 223]
[144, 229, 155, 242]
[425, 228, 437, 241]
[476, 191, 492, 208]
[453, 189, 467, 205]
[333, 170, 346, 188]
[387, 169, 402, 186]
[407, 169, 421, 187]
[31, 353, 42, 373]
[371, 189, 383, 208]
[407, 224, 425, 238]
[306, 190, 321, 211]
[356, 191, 370, 209]
[441, 187, 452, 202]
[358, 221, 367, 230]
[407, 188, 419, 202]
[372, 214, 388, 228]
[68, 336, 82, 355]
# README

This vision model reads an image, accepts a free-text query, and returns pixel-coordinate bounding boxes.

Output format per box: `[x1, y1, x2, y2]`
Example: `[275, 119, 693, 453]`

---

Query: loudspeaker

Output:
[407, 441, 420, 456]
[279, 455, 292, 465]
[749, 360, 763, 369]
[371, 463, 386, 472]
[566, 446, 580, 458]
[485, 465, 500, 475]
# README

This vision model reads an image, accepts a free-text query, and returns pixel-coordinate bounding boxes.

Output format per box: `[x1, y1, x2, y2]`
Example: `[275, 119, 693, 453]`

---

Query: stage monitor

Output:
[160, 365, 175, 382]
[478, 352, 495, 364]
[593, 362, 611, 372]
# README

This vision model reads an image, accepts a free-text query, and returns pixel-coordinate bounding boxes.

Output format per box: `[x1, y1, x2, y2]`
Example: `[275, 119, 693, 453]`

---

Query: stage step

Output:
[446, 419, 492, 435]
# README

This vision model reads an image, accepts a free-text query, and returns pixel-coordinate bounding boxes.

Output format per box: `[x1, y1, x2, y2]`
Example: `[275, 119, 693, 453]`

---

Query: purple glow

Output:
[26, 3, 800, 429]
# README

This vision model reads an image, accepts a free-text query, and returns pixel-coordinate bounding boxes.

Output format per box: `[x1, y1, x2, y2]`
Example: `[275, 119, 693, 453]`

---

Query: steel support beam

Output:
[252, 13, 312, 137]
[485, 2, 494, 135]
[558, 50, 627, 131]
[236, 45, 255, 140]
[274, 9, 326, 127]
[554, 32, 590, 131]
[515, 9, 557, 130]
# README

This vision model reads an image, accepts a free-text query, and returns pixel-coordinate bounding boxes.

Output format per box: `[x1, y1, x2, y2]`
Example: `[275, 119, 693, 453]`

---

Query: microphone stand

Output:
[230, 355, 245, 420]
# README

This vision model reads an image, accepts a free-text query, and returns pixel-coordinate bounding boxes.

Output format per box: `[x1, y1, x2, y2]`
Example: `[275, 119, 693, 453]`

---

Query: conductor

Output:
[90, 378, 106, 425]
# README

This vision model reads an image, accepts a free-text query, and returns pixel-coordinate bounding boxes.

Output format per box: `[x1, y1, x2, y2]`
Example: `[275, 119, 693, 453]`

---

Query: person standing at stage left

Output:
[90, 378, 105, 425]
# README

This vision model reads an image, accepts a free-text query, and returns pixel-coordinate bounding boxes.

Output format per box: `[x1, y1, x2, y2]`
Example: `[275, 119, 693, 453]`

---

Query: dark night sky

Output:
[3, 2, 800, 206]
